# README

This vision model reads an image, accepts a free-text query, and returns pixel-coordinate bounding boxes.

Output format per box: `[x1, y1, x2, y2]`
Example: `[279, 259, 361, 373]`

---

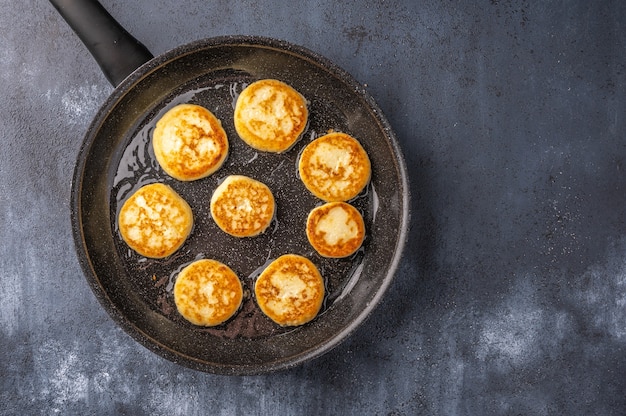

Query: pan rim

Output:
[71, 35, 410, 375]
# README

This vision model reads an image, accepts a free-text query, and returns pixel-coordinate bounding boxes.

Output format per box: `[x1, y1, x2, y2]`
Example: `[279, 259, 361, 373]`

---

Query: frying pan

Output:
[52, 0, 410, 375]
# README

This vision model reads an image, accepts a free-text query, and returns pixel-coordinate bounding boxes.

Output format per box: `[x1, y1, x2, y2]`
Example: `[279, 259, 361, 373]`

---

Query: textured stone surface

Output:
[1, 0, 625, 414]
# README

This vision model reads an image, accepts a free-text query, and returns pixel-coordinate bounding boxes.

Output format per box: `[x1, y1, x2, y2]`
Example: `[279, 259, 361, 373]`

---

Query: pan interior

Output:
[75, 38, 407, 374]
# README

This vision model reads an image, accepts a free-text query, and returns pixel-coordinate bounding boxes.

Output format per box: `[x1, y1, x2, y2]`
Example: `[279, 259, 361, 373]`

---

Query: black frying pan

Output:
[52, 0, 410, 375]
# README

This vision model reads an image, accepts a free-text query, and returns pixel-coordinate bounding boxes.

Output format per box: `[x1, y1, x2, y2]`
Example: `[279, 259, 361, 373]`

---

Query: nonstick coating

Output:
[71, 36, 409, 375]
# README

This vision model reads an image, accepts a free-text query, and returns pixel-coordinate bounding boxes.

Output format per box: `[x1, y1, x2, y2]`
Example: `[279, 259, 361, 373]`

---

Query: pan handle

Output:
[49, 0, 154, 87]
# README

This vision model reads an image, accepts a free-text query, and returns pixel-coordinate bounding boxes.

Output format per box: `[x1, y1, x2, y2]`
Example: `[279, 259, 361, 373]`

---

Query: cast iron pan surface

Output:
[64, 11, 409, 374]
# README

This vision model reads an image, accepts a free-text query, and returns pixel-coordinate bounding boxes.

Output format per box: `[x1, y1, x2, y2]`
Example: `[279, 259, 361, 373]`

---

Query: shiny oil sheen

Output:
[111, 80, 374, 339]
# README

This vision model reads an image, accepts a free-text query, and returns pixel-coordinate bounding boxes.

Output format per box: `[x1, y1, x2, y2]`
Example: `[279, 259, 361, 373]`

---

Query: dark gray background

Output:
[1, 0, 625, 414]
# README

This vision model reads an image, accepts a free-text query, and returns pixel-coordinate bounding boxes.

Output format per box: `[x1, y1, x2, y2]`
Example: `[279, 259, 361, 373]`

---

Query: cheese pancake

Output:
[118, 183, 193, 258]
[254, 254, 324, 327]
[306, 202, 365, 258]
[174, 259, 243, 326]
[298, 132, 371, 202]
[153, 103, 228, 181]
[210, 175, 275, 237]
[234, 79, 308, 153]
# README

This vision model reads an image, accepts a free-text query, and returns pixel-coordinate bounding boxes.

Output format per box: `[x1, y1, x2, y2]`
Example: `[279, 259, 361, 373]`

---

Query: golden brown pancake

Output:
[298, 132, 371, 202]
[306, 202, 365, 258]
[210, 175, 275, 237]
[254, 254, 325, 326]
[234, 79, 308, 153]
[118, 183, 193, 258]
[173, 259, 243, 326]
[152, 103, 229, 181]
